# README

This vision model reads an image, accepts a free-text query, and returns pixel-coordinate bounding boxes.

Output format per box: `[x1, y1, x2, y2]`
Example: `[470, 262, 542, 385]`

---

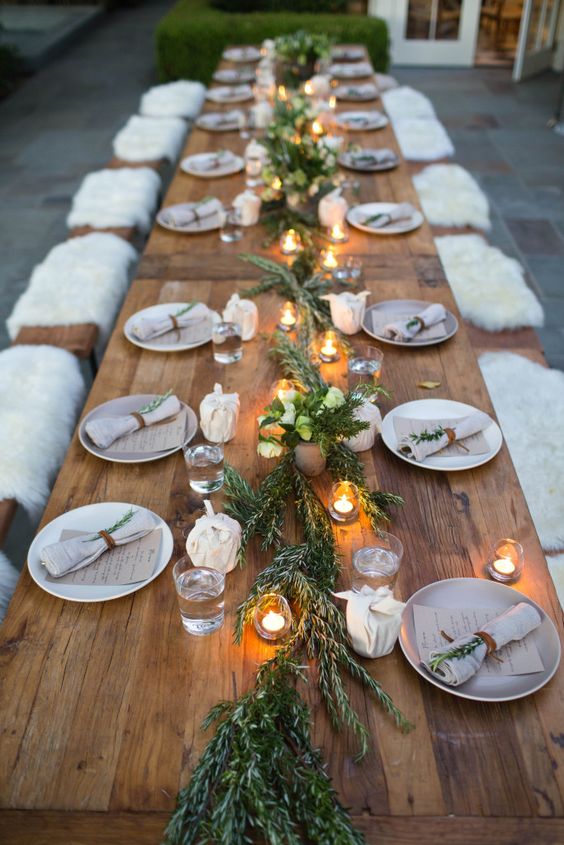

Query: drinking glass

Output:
[212, 321, 243, 363]
[183, 443, 224, 493]
[219, 206, 243, 243]
[352, 533, 403, 592]
[172, 559, 225, 636]
[245, 154, 263, 187]
[332, 256, 364, 288]
[347, 345, 384, 392]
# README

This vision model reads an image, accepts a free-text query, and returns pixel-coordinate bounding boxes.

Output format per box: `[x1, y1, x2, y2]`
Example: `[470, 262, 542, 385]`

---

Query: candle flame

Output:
[262, 610, 286, 633]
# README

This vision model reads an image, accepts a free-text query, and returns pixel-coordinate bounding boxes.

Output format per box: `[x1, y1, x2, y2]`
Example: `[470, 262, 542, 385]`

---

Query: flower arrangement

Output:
[269, 93, 319, 139]
[262, 131, 337, 208]
[275, 30, 333, 87]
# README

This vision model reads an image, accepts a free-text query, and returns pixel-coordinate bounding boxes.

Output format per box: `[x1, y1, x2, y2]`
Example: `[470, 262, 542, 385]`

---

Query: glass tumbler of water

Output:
[219, 206, 243, 243]
[213, 321, 243, 364]
[352, 533, 403, 593]
[184, 443, 224, 493]
[172, 559, 225, 636]
[348, 345, 384, 394]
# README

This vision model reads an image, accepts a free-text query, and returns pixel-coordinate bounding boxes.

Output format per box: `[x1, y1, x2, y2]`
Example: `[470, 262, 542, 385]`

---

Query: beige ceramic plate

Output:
[335, 110, 388, 131]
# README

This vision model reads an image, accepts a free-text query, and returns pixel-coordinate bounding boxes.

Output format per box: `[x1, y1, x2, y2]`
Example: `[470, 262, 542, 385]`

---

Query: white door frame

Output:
[513, 0, 561, 80]
[368, 0, 482, 66]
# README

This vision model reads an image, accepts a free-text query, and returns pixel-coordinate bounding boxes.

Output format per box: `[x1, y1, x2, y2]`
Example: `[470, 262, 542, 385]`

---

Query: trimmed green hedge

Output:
[155, 0, 389, 84]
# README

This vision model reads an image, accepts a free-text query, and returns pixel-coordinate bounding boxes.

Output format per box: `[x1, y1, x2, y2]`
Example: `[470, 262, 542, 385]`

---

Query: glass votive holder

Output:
[280, 228, 301, 255]
[253, 593, 292, 641]
[270, 378, 298, 402]
[277, 300, 298, 332]
[219, 207, 243, 243]
[172, 559, 225, 636]
[328, 482, 360, 524]
[318, 329, 340, 363]
[212, 321, 243, 363]
[327, 222, 349, 244]
[319, 246, 339, 272]
[332, 256, 363, 288]
[183, 442, 225, 494]
[245, 154, 263, 187]
[348, 345, 384, 393]
[352, 533, 403, 592]
[487, 538, 524, 583]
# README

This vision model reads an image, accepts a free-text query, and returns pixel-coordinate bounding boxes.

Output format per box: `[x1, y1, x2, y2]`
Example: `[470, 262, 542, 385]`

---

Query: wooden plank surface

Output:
[0, 48, 563, 844]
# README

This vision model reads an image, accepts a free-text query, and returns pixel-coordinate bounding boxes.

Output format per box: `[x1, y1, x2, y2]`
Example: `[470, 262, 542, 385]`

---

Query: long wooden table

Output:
[1, 49, 563, 845]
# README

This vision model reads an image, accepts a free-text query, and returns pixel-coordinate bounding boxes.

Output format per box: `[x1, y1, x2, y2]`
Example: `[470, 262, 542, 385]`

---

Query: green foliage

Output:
[155, 0, 389, 84]
[212, 0, 347, 12]
[429, 636, 485, 672]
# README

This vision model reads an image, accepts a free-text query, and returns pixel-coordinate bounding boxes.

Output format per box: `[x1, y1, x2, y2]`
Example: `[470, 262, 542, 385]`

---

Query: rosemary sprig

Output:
[85, 507, 136, 542]
[174, 302, 196, 318]
[409, 426, 445, 445]
[137, 389, 172, 415]
[429, 636, 484, 672]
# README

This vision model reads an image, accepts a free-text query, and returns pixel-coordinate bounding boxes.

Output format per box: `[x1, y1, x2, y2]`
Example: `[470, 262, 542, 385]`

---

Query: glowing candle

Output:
[328, 222, 349, 244]
[271, 175, 282, 191]
[304, 79, 314, 96]
[492, 558, 516, 577]
[329, 94, 337, 111]
[319, 330, 340, 363]
[328, 482, 359, 523]
[280, 228, 301, 255]
[278, 84, 287, 101]
[487, 538, 524, 583]
[320, 247, 338, 271]
[253, 593, 292, 641]
[334, 496, 354, 515]
[271, 378, 297, 402]
[278, 301, 297, 332]
[311, 118, 324, 137]
[262, 611, 285, 633]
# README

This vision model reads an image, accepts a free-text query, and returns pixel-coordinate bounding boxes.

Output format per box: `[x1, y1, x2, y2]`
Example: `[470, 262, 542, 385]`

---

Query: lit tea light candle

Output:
[278, 300, 298, 332]
[271, 175, 282, 192]
[328, 222, 349, 244]
[253, 593, 292, 641]
[280, 228, 301, 255]
[319, 330, 340, 363]
[487, 538, 524, 583]
[328, 482, 359, 524]
[320, 247, 339, 272]
[329, 94, 337, 111]
[278, 84, 288, 101]
[304, 79, 314, 96]
[271, 378, 298, 402]
[311, 118, 325, 137]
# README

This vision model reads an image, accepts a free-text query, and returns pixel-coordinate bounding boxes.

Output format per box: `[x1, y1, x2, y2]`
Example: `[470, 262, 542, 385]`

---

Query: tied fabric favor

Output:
[384, 303, 446, 342]
[85, 393, 181, 449]
[233, 190, 261, 227]
[318, 188, 348, 228]
[132, 303, 212, 342]
[398, 411, 491, 462]
[426, 602, 542, 686]
[166, 198, 222, 228]
[186, 500, 241, 574]
[250, 101, 273, 129]
[41, 508, 155, 577]
[344, 400, 382, 453]
[363, 202, 416, 229]
[334, 586, 405, 658]
[321, 291, 370, 335]
[223, 293, 258, 341]
[200, 383, 240, 443]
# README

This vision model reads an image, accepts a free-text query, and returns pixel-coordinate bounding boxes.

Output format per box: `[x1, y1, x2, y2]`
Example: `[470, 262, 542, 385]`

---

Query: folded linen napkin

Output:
[191, 151, 235, 172]
[132, 302, 211, 342]
[349, 148, 396, 167]
[397, 411, 491, 462]
[41, 508, 155, 577]
[206, 110, 244, 127]
[343, 84, 376, 98]
[85, 393, 181, 449]
[383, 303, 446, 342]
[209, 85, 251, 101]
[334, 586, 405, 658]
[425, 602, 541, 686]
[362, 202, 416, 229]
[164, 198, 222, 228]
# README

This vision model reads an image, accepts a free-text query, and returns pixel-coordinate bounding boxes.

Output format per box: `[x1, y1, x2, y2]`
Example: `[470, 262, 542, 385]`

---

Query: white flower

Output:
[257, 439, 283, 459]
[323, 386, 346, 409]
[280, 402, 296, 425]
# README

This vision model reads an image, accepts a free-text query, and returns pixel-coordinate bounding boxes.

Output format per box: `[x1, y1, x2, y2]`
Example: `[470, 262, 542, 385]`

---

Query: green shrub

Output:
[211, 0, 347, 11]
[155, 0, 388, 84]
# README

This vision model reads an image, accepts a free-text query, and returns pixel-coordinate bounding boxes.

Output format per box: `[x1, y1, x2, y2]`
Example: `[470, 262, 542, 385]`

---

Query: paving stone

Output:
[505, 218, 564, 256]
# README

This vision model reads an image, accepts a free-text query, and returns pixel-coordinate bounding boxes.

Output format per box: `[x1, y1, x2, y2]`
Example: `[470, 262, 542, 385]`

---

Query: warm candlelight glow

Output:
[262, 610, 286, 633]
[319, 330, 340, 363]
[253, 593, 292, 641]
[487, 538, 524, 582]
[304, 79, 314, 96]
[334, 496, 354, 515]
[291, 133, 302, 145]
[329, 94, 337, 110]
[272, 378, 297, 402]
[311, 118, 324, 137]
[329, 222, 349, 243]
[278, 301, 297, 331]
[278, 84, 287, 101]
[492, 558, 516, 576]
[271, 176, 282, 191]
[329, 482, 359, 523]
[320, 247, 338, 271]
[280, 228, 301, 255]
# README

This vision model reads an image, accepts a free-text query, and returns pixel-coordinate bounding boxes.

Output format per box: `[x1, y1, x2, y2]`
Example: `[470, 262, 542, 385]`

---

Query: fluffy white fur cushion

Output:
[546, 553, 564, 609]
[479, 352, 564, 552]
[382, 86, 435, 121]
[393, 117, 454, 161]
[67, 168, 161, 232]
[0, 345, 85, 517]
[435, 235, 544, 331]
[113, 115, 187, 163]
[140, 80, 206, 119]
[0, 551, 18, 623]
[414, 164, 490, 230]
[7, 233, 137, 341]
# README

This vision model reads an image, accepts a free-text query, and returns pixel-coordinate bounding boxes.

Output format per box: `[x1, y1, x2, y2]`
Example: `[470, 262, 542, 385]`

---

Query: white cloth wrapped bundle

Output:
[113, 116, 187, 163]
[250, 101, 273, 128]
[362, 202, 416, 230]
[309, 74, 331, 98]
[318, 188, 348, 228]
[426, 602, 542, 686]
[261, 38, 275, 59]
[67, 168, 161, 233]
[132, 302, 212, 341]
[41, 509, 156, 577]
[319, 135, 344, 153]
[140, 80, 206, 119]
[382, 86, 435, 121]
[383, 303, 447, 341]
[165, 197, 222, 228]
[334, 586, 405, 658]
[85, 394, 181, 449]
[186, 500, 241, 574]
[223, 293, 258, 341]
[199, 383, 240, 443]
[398, 411, 491, 462]
[344, 400, 382, 453]
[233, 190, 261, 227]
[321, 291, 370, 335]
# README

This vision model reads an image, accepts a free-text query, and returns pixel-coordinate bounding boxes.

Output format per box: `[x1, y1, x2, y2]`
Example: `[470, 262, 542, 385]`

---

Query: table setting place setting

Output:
[222, 45, 261, 63]
[331, 45, 365, 62]
[180, 149, 244, 178]
[330, 61, 375, 79]
[157, 196, 224, 232]
[213, 67, 256, 84]
[347, 201, 424, 234]
[334, 82, 379, 101]
[205, 84, 254, 104]
[195, 110, 245, 132]
[335, 110, 389, 131]
[363, 299, 458, 346]
[124, 301, 218, 352]
[338, 146, 400, 172]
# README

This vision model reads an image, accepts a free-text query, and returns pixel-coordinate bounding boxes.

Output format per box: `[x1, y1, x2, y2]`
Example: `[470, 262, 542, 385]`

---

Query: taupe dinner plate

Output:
[338, 148, 400, 172]
[213, 68, 255, 84]
[335, 110, 388, 132]
[362, 299, 458, 347]
[223, 46, 261, 63]
[206, 85, 253, 104]
[156, 201, 222, 233]
[334, 83, 379, 102]
[347, 202, 423, 235]
[181, 152, 244, 179]
[196, 111, 243, 132]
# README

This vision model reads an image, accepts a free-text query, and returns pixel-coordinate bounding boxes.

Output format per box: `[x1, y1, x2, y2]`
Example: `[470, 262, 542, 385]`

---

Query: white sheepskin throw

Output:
[414, 164, 490, 230]
[546, 554, 564, 609]
[140, 80, 206, 119]
[0, 551, 18, 623]
[382, 86, 435, 121]
[113, 115, 187, 163]
[435, 235, 544, 331]
[67, 168, 161, 233]
[7, 233, 137, 342]
[479, 352, 564, 552]
[0, 345, 85, 518]
[393, 117, 454, 161]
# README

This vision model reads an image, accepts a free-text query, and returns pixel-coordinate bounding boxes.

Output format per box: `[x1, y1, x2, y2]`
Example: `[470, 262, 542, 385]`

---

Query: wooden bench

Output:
[13, 324, 99, 376]
[0, 499, 17, 548]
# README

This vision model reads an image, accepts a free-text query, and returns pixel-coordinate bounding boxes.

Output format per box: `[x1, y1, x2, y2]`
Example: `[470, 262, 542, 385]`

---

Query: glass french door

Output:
[368, 0, 482, 65]
[513, 0, 561, 80]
